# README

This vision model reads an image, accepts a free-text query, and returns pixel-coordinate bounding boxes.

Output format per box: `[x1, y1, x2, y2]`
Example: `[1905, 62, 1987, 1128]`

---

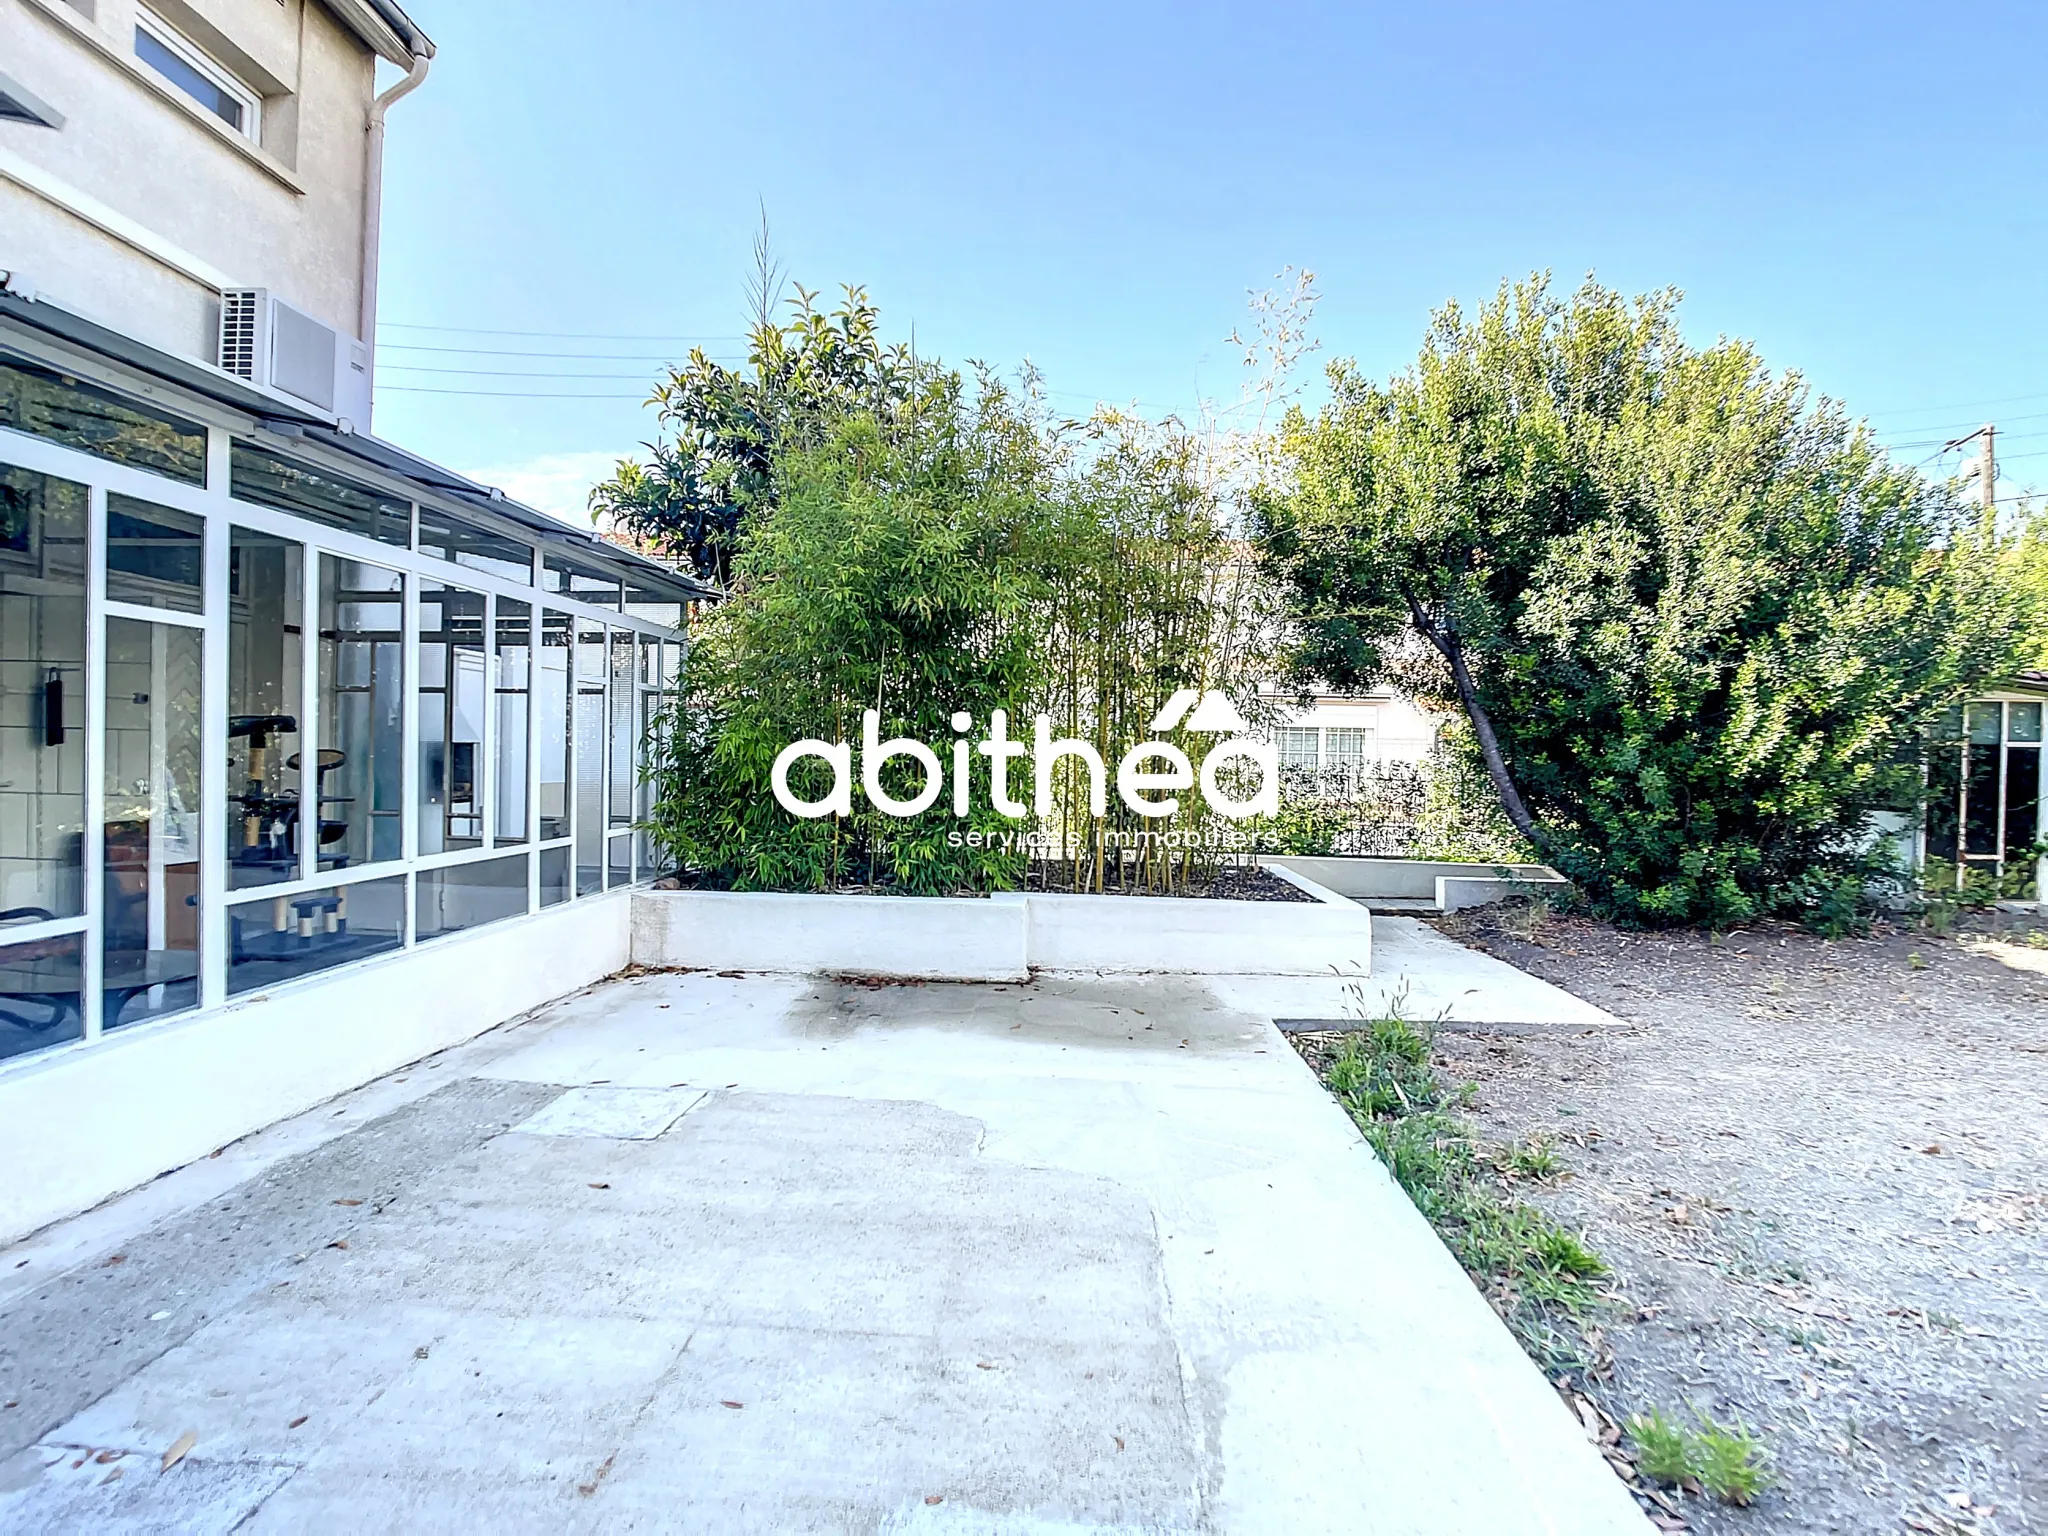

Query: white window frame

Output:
[134, 7, 262, 142]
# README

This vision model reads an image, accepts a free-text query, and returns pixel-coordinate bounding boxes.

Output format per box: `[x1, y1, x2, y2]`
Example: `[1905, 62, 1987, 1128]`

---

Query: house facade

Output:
[0, 0, 709, 1243]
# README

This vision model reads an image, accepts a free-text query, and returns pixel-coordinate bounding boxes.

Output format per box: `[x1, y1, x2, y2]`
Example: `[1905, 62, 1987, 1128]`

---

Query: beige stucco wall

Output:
[0, 0, 376, 360]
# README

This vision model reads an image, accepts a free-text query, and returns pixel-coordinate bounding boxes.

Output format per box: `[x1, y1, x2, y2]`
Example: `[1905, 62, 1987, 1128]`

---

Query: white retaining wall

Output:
[1266, 855, 1567, 910]
[0, 893, 632, 1245]
[629, 884, 1372, 980]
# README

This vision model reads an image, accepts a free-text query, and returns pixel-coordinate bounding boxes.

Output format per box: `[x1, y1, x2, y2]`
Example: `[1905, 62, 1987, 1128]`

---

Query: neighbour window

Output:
[0, 357, 208, 486]
[417, 506, 533, 585]
[134, 8, 260, 139]
[417, 578, 487, 856]
[318, 556, 404, 868]
[1925, 698, 2046, 898]
[1276, 727, 1320, 771]
[227, 528, 303, 889]
[494, 600, 530, 846]
[106, 495, 203, 613]
[1324, 727, 1370, 770]
[231, 444, 411, 550]
[103, 617, 203, 1029]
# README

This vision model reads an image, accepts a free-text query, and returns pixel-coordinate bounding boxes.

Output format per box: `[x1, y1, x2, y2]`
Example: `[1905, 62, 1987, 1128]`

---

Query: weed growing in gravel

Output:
[1306, 1022, 1612, 1335]
[1498, 1136, 1564, 1179]
[1626, 1407, 1775, 1506]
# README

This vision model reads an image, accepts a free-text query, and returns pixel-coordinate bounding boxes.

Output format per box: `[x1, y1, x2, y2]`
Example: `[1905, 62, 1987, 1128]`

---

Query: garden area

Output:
[1331, 898, 2048, 1535]
[599, 254, 2047, 926]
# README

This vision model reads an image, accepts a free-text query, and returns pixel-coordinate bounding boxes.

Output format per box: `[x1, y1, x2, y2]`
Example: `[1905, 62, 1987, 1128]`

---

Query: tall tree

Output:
[588, 236, 919, 587]
[1255, 275, 2042, 926]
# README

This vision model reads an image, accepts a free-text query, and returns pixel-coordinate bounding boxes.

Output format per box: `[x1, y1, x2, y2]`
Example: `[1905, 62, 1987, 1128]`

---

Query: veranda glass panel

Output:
[416, 852, 528, 941]
[608, 630, 635, 829]
[574, 621, 605, 895]
[105, 495, 203, 613]
[0, 466, 88, 920]
[418, 579, 486, 856]
[226, 874, 404, 996]
[536, 611, 571, 840]
[0, 931, 85, 1061]
[0, 358, 207, 485]
[232, 444, 410, 549]
[607, 831, 631, 889]
[102, 617, 202, 1029]
[227, 529, 303, 888]
[318, 557, 404, 869]
[495, 600, 530, 845]
[538, 844, 570, 907]
[416, 506, 532, 584]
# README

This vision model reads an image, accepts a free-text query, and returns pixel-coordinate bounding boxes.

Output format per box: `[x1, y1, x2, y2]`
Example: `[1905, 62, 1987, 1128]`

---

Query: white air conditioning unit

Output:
[218, 288, 372, 429]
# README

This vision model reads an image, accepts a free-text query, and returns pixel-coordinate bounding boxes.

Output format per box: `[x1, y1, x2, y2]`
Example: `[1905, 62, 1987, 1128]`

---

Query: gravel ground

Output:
[1429, 904, 2048, 1536]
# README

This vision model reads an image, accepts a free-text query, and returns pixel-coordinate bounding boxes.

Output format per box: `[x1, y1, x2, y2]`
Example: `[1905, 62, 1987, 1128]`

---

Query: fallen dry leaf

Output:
[333, 1198, 363, 1207]
[588, 1182, 611, 1190]
[93, 1449, 118, 1464]
[1113, 1435, 1126, 1452]
[326, 1240, 348, 1251]
[287, 1416, 308, 1429]
[160, 1430, 196, 1472]
[577, 1450, 617, 1496]
[925, 1495, 944, 1506]
[719, 1400, 743, 1410]
[100, 1466, 123, 1486]
[102, 1254, 126, 1267]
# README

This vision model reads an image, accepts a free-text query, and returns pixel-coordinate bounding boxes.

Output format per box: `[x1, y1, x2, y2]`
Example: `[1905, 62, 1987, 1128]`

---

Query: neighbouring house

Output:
[0, 0, 711, 1242]
[1261, 686, 1442, 770]
[1922, 672, 2047, 904]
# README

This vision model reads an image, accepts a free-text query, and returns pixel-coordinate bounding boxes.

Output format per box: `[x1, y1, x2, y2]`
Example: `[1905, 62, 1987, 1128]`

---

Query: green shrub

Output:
[1256, 275, 2044, 930]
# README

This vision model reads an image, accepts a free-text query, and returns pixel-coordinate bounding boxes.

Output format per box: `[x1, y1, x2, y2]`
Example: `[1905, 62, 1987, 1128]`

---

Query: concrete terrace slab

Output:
[0, 965, 1649, 1534]
[1202, 915, 1622, 1032]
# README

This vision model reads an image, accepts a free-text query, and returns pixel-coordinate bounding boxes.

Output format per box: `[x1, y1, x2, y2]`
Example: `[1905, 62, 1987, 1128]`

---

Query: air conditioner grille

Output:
[219, 288, 261, 380]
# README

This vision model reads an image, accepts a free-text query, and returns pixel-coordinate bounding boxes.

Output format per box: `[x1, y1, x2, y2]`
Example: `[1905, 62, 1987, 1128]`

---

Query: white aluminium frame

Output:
[0, 382, 689, 1071]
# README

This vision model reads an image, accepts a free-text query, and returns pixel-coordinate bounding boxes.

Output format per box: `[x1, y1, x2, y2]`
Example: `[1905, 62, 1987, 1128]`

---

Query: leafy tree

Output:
[1255, 275, 2042, 927]
[646, 373, 1061, 892]
[589, 271, 917, 587]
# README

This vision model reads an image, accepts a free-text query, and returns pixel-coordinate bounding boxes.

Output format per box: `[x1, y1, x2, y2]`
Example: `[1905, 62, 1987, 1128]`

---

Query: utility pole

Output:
[1946, 423, 1997, 511]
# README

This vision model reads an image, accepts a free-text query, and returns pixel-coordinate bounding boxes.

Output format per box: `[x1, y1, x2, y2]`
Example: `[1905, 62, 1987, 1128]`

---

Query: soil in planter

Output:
[654, 864, 1317, 901]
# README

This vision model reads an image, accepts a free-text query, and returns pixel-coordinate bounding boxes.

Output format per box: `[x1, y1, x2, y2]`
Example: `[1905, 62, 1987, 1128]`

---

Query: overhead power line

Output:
[378, 322, 748, 342]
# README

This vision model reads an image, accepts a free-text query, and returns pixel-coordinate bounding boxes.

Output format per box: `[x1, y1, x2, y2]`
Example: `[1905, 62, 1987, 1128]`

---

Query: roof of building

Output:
[326, 0, 435, 67]
[0, 285, 715, 604]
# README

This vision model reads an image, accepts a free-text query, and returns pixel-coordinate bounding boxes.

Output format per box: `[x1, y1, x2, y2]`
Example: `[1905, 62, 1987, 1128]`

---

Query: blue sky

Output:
[371, 0, 2048, 522]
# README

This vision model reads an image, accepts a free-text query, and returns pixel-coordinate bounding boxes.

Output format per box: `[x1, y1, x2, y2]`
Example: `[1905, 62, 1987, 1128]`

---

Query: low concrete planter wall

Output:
[629, 891, 1030, 982]
[1264, 855, 1567, 912]
[629, 879, 1371, 980]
